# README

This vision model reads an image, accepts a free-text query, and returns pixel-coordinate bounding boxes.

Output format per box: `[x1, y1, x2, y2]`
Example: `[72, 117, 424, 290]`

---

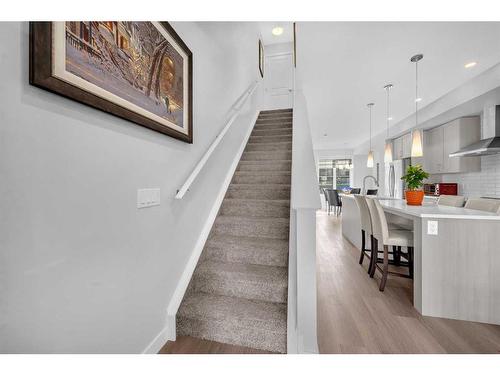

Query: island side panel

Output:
[341, 196, 362, 249]
[413, 217, 423, 314]
[421, 218, 500, 325]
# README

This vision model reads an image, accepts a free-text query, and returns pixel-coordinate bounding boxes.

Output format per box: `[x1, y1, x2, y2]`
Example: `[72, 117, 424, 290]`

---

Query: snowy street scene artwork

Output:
[58, 22, 189, 133]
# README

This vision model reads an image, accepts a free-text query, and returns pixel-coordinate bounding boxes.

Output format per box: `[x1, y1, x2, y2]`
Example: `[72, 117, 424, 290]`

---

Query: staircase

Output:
[177, 108, 293, 353]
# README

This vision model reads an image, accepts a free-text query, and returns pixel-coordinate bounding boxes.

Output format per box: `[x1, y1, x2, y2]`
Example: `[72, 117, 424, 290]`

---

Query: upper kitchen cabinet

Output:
[424, 126, 444, 173]
[401, 132, 412, 158]
[391, 133, 412, 160]
[423, 117, 481, 174]
[393, 136, 403, 160]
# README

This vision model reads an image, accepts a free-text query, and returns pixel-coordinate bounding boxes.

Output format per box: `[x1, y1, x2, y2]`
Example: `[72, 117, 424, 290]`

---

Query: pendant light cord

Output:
[415, 59, 418, 128]
[369, 105, 372, 150]
[386, 88, 390, 137]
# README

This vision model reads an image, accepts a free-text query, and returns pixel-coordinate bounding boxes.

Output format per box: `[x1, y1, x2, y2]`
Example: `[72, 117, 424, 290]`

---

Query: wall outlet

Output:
[137, 188, 161, 209]
[427, 220, 438, 235]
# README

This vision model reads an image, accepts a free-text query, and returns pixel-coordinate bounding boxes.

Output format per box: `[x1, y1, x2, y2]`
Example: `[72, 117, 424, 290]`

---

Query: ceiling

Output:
[259, 22, 294, 45]
[296, 22, 500, 150]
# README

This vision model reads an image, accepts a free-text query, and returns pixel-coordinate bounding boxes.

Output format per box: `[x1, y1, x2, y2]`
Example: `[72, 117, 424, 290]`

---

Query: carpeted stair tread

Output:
[220, 198, 290, 218]
[232, 171, 291, 185]
[226, 184, 291, 200]
[248, 135, 292, 144]
[259, 108, 292, 114]
[214, 215, 289, 239]
[177, 293, 287, 352]
[192, 260, 288, 303]
[241, 150, 292, 161]
[254, 123, 292, 130]
[237, 159, 292, 171]
[251, 129, 292, 137]
[204, 234, 288, 267]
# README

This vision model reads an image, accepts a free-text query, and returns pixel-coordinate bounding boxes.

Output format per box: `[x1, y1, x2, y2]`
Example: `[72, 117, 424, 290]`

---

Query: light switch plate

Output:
[427, 220, 438, 235]
[137, 188, 161, 209]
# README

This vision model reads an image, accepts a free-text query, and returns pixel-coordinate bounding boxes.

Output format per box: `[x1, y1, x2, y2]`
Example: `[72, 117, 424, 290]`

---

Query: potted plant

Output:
[401, 164, 429, 206]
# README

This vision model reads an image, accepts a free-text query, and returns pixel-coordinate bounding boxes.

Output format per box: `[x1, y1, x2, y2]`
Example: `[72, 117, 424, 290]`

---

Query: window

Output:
[318, 159, 352, 191]
[319, 160, 335, 191]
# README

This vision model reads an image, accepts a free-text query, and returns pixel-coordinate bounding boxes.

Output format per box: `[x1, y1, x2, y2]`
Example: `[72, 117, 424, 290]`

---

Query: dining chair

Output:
[350, 188, 361, 194]
[366, 189, 378, 196]
[437, 195, 465, 207]
[322, 188, 330, 213]
[327, 189, 342, 216]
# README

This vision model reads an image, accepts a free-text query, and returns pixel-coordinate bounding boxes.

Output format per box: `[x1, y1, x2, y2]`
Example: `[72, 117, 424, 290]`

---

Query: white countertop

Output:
[379, 199, 500, 220]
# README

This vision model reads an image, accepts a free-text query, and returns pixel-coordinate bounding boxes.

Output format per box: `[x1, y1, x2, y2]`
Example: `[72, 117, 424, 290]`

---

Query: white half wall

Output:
[0, 22, 261, 353]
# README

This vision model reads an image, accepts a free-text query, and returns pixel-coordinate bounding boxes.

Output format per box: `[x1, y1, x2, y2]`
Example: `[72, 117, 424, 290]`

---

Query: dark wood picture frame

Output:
[258, 39, 264, 78]
[29, 22, 193, 143]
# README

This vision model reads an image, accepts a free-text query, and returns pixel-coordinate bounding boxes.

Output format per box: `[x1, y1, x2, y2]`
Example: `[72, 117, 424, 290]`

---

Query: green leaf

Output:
[400, 164, 429, 190]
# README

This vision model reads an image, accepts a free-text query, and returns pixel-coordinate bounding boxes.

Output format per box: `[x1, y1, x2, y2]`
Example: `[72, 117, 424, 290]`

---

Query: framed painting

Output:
[258, 39, 264, 78]
[29, 22, 193, 143]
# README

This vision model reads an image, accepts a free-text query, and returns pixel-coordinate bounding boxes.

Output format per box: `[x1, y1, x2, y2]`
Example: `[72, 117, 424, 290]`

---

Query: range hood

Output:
[449, 105, 500, 157]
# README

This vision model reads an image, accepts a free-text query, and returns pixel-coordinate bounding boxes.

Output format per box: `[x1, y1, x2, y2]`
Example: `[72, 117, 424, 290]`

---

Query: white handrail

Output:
[175, 80, 259, 199]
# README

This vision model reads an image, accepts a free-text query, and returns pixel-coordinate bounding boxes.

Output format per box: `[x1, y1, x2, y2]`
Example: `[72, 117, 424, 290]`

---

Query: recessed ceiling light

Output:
[415, 98, 422, 103]
[465, 61, 477, 68]
[272, 27, 284, 36]
[388, 117, 393, 121]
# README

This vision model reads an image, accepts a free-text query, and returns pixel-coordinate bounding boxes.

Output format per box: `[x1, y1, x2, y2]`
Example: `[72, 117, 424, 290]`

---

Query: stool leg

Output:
[369, 236, 378, 278]
[394, 246, 401, 266]
[408, 246, 414, 279]
[359, 230, 365, 265]
[379, 245, 390, 291]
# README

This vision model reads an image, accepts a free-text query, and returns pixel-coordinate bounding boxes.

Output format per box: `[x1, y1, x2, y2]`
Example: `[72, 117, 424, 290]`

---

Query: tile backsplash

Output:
[441, 154, 500, 198]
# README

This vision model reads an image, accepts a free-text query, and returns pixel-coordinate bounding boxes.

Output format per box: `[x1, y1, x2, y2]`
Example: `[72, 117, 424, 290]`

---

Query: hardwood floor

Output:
[317, 210, 500, 354]
[161, 209, 500, 354]
[159, 335, 275, 354]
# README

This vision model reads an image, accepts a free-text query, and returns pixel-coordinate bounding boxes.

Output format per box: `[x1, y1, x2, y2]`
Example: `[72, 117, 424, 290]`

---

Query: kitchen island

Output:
[341, 195, 500, 325]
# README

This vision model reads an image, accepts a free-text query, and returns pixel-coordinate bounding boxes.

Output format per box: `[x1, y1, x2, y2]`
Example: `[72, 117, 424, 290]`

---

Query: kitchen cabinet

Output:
[402, 132, 412, 158]
[391, 133, 412, 160]
[424, 126, 444, 174]
[423, 117, 481, 174]
[393, 136, 403, 160]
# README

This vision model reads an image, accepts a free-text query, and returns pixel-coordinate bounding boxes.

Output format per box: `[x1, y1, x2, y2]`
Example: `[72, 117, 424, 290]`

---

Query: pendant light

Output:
[410, 54, 424, 157]
[383, 84, 393, 163]
[366, 103, 375, 168]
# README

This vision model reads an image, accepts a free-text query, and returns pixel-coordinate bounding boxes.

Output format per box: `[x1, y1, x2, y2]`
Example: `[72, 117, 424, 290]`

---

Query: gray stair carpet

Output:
[177, 108, 292, 353]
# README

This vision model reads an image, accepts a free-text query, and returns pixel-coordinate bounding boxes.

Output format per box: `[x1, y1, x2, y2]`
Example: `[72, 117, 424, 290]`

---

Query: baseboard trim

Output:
[165, 109, 260, 322]
[142, 318, 175, 354]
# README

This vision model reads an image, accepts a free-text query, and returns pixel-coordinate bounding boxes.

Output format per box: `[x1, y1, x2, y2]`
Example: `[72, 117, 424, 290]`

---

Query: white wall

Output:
[0, 22, 260, 353]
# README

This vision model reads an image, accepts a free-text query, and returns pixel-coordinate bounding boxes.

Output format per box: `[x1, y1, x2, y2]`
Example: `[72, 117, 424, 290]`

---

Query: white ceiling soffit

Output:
[296, 22, 500, 150]
[259, 22, 294, 45]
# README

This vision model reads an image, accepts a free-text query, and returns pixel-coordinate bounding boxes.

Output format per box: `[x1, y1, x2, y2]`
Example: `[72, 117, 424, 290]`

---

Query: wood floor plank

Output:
[159, 336, 275, 354]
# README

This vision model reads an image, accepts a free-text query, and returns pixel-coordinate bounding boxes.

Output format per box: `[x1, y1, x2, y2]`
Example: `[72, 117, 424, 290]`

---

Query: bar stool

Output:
[353, 195, 372, 268]
[354, 195, 410, 274]
[437, 195, 465, 207]
[366, 197, 414, 291]
[464, 198, 500, 213]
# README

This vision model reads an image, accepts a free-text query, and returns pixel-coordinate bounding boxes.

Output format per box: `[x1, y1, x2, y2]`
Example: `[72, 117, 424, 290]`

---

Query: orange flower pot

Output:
[405, 190, 424, 206]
